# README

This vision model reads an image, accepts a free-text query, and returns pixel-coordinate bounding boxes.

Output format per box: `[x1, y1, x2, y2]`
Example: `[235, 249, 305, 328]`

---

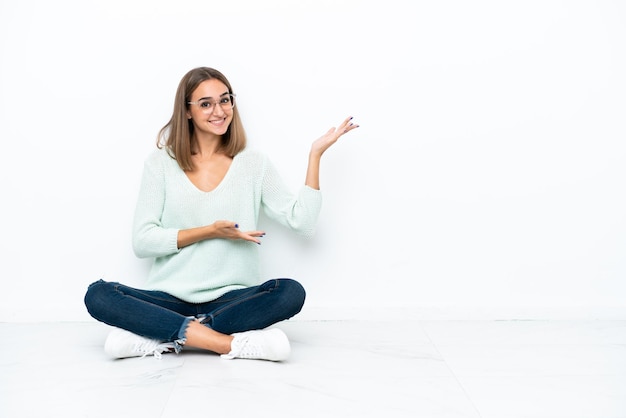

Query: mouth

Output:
[208, 117, 227, 126]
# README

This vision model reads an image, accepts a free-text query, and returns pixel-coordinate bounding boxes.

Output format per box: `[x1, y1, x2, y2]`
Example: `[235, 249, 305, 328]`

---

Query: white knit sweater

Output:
[132, 147, 322, 303]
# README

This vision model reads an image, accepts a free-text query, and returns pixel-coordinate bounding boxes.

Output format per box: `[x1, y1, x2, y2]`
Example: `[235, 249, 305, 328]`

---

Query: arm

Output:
[305, 116, 359, 190]
[260, 117, 359, 236]
[132, 156, 180, 258]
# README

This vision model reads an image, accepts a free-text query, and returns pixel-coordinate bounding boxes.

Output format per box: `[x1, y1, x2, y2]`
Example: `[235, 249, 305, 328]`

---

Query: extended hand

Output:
[310, 116, 359, 157]
[213, 220, 265, 245]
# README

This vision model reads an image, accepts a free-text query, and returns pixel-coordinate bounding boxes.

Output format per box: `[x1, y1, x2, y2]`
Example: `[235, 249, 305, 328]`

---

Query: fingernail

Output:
[235, 224, 239, 228]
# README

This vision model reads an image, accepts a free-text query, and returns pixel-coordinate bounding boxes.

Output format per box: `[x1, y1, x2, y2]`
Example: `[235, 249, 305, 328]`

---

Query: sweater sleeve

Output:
[132, 152, 180, 258]
[260, 156, 322, 237]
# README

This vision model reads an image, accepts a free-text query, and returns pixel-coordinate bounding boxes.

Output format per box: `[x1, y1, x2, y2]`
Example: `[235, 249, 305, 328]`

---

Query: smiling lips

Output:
[209, 117, 228, 127]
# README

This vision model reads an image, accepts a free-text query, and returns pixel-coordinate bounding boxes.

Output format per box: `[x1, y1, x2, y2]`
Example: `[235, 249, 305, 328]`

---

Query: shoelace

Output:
[221, 335, 258, 360]
[134, 340, 174, 359]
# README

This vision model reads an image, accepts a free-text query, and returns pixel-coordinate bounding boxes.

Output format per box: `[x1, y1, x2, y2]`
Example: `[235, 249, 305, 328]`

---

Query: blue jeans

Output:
[84, 278, 306, 346]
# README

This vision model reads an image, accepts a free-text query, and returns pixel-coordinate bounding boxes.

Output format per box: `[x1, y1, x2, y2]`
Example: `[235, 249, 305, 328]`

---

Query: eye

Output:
[220, 96, 231, 105]
[199, 100, 213, 108]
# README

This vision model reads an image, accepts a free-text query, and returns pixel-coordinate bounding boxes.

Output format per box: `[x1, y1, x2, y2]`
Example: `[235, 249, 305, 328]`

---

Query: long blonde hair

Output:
[157, 67, 247, 171]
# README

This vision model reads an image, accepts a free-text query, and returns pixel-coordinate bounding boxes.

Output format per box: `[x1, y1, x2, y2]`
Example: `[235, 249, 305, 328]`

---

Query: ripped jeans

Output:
[84, 278, 306, 349]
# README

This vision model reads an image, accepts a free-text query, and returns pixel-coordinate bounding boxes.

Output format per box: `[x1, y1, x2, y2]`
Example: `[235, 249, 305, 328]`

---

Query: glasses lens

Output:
[223, 94, 235, 109]
[198, 100, 214, 113]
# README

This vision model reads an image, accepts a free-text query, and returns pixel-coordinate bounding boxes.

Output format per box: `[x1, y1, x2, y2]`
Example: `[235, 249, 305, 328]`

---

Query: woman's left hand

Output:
[310, 116, 359, 157]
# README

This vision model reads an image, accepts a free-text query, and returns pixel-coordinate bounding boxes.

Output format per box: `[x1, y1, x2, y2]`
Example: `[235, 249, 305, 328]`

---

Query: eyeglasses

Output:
[188, 94, 236, 113]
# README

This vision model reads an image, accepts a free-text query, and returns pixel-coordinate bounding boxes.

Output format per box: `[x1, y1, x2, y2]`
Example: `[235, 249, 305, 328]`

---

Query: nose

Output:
[211, 102, 225, 116]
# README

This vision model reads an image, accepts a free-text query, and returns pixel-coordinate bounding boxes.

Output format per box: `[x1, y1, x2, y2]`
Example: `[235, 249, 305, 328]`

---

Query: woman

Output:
[84, 67, 358, 361]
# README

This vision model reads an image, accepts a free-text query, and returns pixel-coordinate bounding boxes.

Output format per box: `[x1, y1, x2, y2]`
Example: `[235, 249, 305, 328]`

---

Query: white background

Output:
[1, 0, 625, 321]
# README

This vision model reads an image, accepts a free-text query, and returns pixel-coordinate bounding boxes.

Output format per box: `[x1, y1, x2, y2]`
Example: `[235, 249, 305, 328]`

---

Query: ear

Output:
[186, 112, 192, 119]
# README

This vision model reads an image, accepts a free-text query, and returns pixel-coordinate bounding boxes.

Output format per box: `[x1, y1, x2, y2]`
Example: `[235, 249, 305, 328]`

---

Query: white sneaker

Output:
[104, 328, 175, 359]
[221, 328, 291, 361]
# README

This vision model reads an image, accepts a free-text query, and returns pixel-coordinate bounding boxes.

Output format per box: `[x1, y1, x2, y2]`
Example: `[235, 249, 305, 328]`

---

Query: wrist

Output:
[309, 152, 323, 164]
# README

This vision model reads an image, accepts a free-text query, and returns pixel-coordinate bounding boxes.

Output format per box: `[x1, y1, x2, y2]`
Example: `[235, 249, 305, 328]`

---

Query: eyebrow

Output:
[196, 91, 230, 101]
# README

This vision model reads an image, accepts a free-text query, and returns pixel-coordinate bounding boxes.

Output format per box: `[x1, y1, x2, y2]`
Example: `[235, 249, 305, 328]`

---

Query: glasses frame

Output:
[187, 93, 236, 113]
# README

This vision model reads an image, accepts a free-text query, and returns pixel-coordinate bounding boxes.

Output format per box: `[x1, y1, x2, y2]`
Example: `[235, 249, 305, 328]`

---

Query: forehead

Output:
[191, 79, 229, 99]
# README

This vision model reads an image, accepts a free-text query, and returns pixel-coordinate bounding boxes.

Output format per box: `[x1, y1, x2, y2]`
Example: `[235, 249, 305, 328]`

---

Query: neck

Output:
[192, 134, 222, 158]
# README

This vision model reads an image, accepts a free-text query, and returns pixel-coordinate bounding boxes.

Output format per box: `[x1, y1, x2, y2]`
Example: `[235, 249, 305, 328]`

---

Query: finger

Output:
[247, 230, 266, 237]
[339, 116, 353, 128]
[346, 123, 359, 132]
[341, 118, 359, 134]
[325, 118, 349, 134]
[244, 234, 263, 245]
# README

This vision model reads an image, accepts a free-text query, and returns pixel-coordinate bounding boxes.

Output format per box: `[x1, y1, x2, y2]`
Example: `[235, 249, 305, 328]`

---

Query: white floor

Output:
[1, 320, 625, 418]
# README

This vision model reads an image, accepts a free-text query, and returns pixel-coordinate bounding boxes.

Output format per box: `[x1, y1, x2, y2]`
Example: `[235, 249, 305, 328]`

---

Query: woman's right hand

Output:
[212, 220, 266, 245]
[177, 221, 265, 249]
